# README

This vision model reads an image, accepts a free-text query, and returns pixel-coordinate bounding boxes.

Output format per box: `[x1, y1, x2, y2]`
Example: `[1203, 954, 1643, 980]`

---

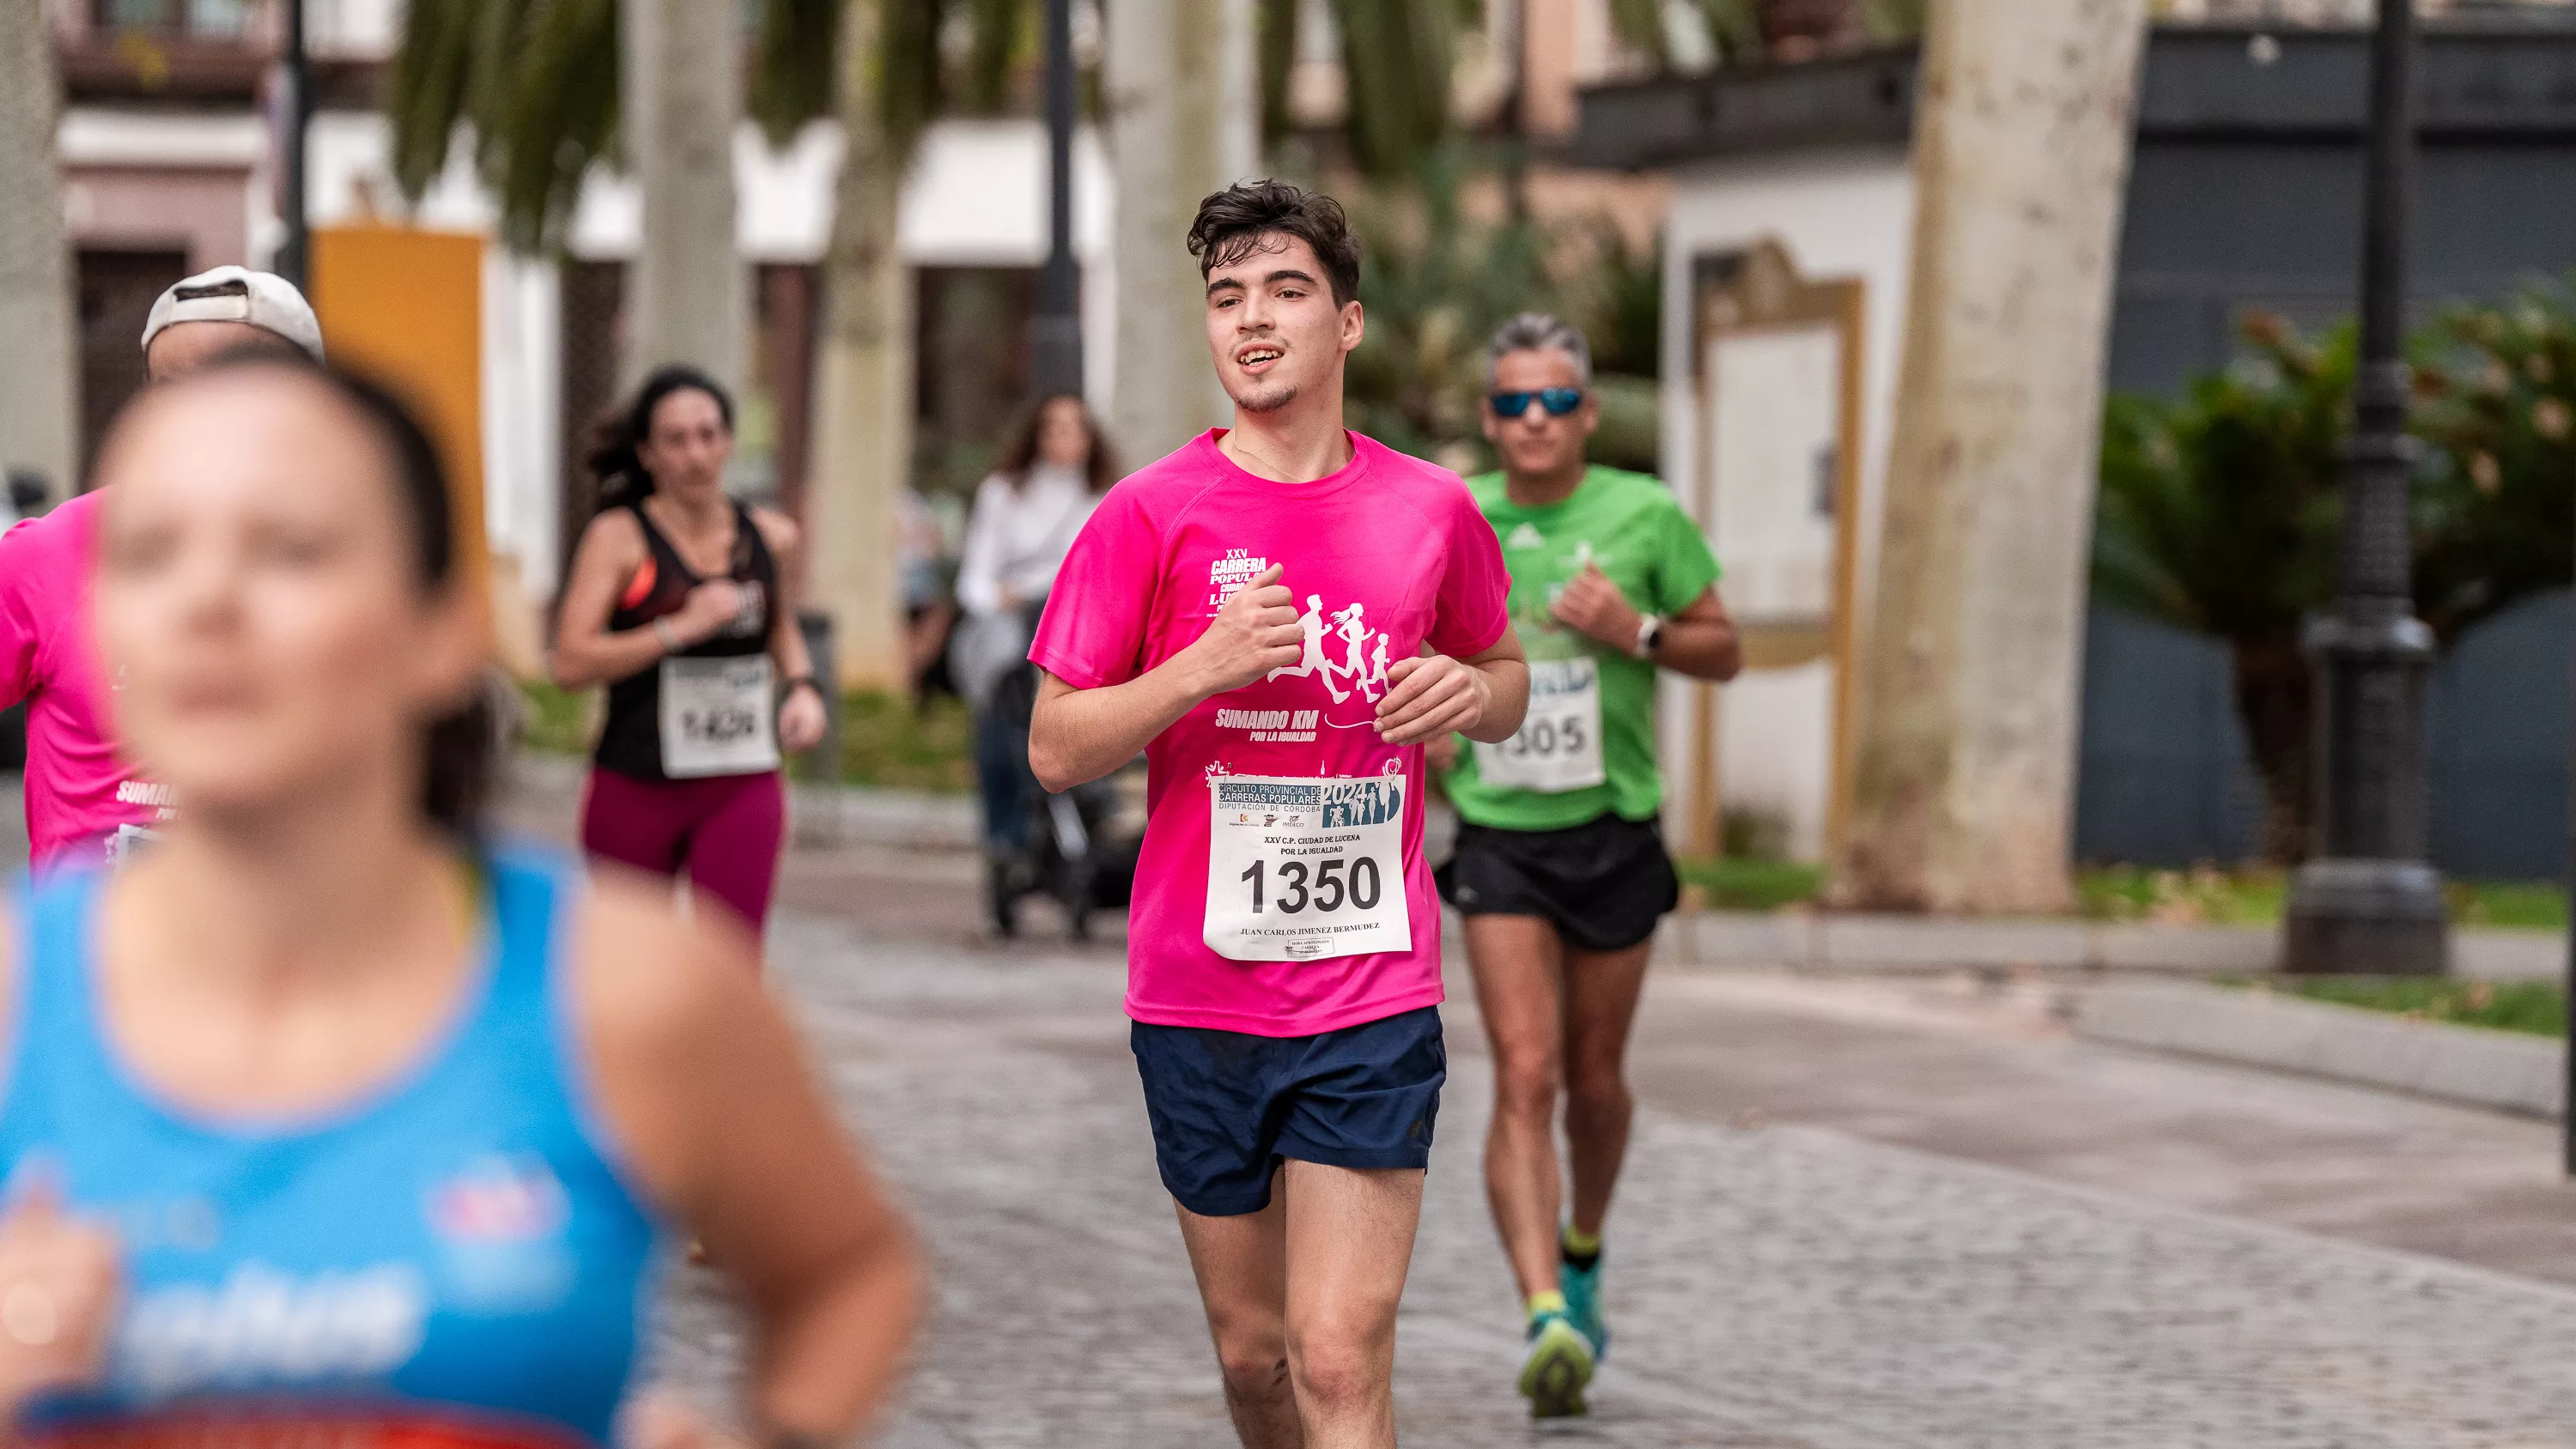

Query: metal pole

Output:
[275, 0, 312, 289]
[2282, 0, 2449, 975]
[1029, 0, 1083, 397]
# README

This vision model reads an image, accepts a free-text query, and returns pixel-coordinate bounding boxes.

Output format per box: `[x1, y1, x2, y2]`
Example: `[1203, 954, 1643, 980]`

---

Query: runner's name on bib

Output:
[1205, 774, 1412, 962]
[1473, 657, 1606, 792]
[659, 655, 781, 778]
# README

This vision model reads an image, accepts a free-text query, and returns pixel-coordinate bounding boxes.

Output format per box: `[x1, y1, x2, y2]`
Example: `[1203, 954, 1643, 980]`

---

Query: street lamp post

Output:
[2281, 0, 2449, 976]
[273, 0, 313, 290]
[1030, 0, 1083, 397]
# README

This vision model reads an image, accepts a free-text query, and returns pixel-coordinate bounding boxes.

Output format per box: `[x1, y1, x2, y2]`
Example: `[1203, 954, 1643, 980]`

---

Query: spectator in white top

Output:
[951, 393, 1117, 864]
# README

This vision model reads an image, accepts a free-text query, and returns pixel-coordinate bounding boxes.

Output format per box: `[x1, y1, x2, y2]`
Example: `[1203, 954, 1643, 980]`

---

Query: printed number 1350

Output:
[1238, 856, 1384, 914]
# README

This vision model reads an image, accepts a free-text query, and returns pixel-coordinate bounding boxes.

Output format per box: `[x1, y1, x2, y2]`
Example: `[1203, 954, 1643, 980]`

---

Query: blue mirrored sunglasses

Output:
[1489, 387, 1586, 418]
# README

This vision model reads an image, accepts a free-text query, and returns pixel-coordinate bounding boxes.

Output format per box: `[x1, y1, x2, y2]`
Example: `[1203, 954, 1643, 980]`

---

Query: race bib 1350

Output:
[1204, 773, 1412, 961]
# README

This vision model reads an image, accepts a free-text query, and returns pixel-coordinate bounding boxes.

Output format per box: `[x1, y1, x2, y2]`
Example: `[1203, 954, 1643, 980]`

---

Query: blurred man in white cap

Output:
[139, 264, 326, 380]
[2, 265, 323, 871]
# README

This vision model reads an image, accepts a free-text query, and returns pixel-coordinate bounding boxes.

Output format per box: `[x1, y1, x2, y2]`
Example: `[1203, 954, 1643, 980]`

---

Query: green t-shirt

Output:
[1443, 465, 1722, 832]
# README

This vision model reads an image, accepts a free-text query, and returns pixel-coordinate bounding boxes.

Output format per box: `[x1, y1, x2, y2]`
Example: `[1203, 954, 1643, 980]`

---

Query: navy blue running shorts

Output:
[1131, 1006, 1446, 1217]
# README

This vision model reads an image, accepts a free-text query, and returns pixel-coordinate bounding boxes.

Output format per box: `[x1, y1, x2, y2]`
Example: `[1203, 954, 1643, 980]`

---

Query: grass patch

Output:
[1675, 857, 1827, 912]
[2253, 976, 2567, 1038]
[514, 682, 973, 794]
[2079, 864, 2567, 931]
[2077, 864, 2286, 925]
[518, 681, 598, 757]
[1668, 854, 2569, 930]
[826, 689, 973, 793]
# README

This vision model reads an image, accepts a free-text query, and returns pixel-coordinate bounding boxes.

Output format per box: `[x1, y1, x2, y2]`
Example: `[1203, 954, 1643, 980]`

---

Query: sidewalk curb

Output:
[1657, 908, 2564, 981]
[2075, 978, 2565, 1119]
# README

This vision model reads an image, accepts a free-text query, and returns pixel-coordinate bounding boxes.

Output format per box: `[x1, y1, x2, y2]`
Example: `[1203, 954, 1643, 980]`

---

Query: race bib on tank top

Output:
[657, 655, 780, 777]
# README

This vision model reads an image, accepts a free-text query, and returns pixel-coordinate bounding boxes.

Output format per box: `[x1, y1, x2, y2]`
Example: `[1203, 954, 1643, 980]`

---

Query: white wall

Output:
[273, 112, 1124, 596]
[1655, 145, 1916, 855]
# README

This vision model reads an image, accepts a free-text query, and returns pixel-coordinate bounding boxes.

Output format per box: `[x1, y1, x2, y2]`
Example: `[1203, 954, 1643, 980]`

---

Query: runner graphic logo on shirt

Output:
[1267, 595, 1392, 705]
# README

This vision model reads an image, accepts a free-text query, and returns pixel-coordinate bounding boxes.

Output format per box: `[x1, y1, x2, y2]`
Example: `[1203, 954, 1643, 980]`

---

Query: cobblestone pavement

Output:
[651, 912, 2576, 1449]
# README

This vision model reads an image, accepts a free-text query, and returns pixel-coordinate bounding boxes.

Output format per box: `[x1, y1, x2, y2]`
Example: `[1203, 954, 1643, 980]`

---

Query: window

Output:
[92, 0, 252, 37]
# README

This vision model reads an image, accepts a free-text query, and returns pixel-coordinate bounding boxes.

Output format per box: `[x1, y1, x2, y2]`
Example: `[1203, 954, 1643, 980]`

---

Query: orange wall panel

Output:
[308, 226, 486, 606]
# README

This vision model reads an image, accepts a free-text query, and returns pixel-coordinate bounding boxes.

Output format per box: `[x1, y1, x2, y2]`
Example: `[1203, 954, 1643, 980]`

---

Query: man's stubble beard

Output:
[1223, 375, 1303, 415]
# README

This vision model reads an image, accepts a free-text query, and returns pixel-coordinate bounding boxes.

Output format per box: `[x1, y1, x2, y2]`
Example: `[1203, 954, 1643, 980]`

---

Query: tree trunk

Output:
[1832, 0, 2148, 913]
[2231, 631, 2315, 866]
[0, 1, 78, 500]
[1105, 0, 1258, 465]
[801, 0, 913, 688]
[622, 0, 745, 388]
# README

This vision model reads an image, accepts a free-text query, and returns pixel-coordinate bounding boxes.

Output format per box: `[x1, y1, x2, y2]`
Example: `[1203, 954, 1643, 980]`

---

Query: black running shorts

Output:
[1436, 813, 1680, 953]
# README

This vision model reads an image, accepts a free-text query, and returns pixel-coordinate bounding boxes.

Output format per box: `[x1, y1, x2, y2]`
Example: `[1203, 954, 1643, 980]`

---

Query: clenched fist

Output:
[0, 1173, 120, 1415]
[1549, 562, 1643, 652]
[1375, 654, 1492, 745]
[1182, 564, 1303, 697]
[669, 580, 750, 648]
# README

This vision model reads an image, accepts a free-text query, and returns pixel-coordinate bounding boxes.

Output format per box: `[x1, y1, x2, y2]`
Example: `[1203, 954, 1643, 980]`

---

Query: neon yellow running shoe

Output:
[1518, 1307, 1596, 1419]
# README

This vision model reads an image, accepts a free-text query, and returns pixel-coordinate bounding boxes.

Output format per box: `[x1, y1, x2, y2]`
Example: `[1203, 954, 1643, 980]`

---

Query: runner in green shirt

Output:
[1433, 313, 1742, 1419]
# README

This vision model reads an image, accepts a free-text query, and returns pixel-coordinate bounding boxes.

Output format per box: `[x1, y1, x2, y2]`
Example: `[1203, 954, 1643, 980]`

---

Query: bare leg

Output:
[1560, 942, 1653, 1238]
[1462, 914, 1566, 1302]
[1176, 1196, 1304, 1449]
[1279, 1161, 1424, 1449]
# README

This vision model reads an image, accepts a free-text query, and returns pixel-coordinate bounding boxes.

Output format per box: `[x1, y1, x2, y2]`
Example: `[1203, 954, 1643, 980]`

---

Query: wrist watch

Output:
[1631, 614, 1666, 659]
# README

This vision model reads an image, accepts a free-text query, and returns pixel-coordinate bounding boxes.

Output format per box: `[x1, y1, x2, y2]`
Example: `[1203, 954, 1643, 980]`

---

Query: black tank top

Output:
[594, 500, 780, 780]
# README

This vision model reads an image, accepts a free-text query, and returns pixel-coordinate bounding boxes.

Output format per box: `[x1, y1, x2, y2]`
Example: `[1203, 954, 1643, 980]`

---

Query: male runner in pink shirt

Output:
[1, 265, 323, 869]
[1029, 181, 1529, 1448]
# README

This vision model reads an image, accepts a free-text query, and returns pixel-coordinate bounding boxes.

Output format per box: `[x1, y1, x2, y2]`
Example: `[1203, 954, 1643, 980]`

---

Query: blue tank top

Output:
[0, 845, 666, 1449]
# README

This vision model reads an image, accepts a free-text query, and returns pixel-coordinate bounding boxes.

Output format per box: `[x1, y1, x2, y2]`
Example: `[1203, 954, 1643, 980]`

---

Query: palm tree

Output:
[389, 0, 739, 384]
[2093, 319, 2348, 865]
[389, 0, 1041, 685]
[0, 0, 79, 501]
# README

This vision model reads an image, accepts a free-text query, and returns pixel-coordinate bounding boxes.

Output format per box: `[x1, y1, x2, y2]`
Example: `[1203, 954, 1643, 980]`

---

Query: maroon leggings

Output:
[580, 767, 786, 942]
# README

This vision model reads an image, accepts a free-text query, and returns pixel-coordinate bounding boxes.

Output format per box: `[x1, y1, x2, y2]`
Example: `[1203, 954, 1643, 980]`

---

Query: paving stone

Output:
[643, 913, 2576, 1448]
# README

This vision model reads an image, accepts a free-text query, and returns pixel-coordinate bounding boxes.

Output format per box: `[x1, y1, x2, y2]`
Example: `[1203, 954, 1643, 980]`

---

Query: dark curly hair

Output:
[586, 364, 735, 511]
[1186, 179, 1362, 308]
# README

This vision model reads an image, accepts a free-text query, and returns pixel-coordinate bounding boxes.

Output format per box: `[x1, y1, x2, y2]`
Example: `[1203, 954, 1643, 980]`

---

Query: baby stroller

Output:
[979, 659, 1147, 941]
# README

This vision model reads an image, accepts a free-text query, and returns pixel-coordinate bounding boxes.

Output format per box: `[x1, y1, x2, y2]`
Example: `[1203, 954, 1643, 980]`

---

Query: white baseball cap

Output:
[140, 265, 325, 361]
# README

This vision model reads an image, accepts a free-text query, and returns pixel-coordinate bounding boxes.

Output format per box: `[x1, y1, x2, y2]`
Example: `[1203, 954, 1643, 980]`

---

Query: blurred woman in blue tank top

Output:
[0, 355, 920, 1447]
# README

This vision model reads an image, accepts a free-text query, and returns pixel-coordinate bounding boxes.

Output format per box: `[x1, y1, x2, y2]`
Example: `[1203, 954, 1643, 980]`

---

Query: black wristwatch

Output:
[783, 674, 827, 702]
[1631, 615, 1666, 659]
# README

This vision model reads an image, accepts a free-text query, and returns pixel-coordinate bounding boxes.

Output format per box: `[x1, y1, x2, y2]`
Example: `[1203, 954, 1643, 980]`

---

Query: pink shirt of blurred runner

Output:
[0, 490, 164, 870]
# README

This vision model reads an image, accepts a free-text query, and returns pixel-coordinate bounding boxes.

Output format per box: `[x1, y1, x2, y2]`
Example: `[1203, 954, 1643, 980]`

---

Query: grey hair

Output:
[1485, 312, 1592, 388]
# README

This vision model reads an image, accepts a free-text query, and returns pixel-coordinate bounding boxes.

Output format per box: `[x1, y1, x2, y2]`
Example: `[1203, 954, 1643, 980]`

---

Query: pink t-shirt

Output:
[0, 491, 164, 870]
[1031, 430, 1511, 1037]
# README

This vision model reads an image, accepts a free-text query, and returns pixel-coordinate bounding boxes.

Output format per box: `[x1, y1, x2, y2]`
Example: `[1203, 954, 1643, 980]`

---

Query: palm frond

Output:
[878, 0, 948, 164]
[384, 0, 492, 204]
[1329, 0, 1457, 178]
[1259, 0, 1301, 149]
[751, 0, 841, 146]
[1603, 0, 1668, 67]
[960, 0, 1030, 113]
[484, 0, 619, 253]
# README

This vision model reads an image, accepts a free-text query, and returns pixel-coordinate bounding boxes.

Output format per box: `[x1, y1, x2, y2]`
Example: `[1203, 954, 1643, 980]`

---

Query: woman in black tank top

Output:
[550, 367, 827, 944]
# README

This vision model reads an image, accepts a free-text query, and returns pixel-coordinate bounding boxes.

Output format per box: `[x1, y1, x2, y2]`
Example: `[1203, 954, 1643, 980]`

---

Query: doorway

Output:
[76, 248, 191, 489]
